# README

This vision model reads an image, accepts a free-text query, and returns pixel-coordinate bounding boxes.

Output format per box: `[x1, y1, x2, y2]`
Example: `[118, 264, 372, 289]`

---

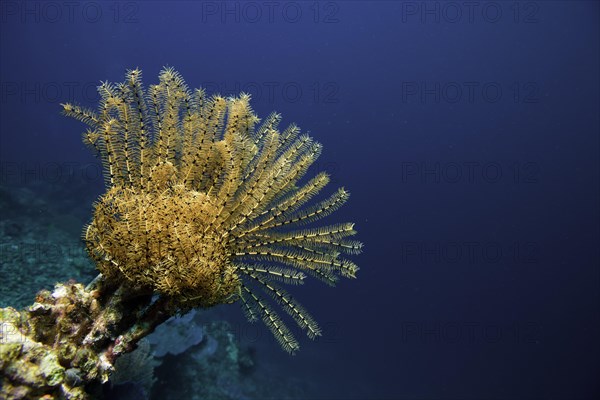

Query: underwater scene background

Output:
[0, 1, 598, 399]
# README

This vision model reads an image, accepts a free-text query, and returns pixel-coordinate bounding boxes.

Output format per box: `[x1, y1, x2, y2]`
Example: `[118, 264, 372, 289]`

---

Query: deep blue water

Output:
[1, 1, 599, 399]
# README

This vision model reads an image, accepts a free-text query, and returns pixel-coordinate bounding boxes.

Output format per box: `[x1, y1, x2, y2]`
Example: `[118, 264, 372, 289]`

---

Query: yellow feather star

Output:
[62, 67, 362, 353]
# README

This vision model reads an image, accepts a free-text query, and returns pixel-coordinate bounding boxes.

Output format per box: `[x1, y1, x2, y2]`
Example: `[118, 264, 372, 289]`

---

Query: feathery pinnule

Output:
[62, 67, 362, 354]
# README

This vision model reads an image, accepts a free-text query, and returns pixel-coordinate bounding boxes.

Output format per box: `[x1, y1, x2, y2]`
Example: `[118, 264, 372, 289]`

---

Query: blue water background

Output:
[1, 1, 599, 399]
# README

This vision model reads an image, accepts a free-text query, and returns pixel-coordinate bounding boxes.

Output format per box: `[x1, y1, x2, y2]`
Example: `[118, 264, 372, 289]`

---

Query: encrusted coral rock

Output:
[0, 284, 101, 399]
[0, 278, 165, 399]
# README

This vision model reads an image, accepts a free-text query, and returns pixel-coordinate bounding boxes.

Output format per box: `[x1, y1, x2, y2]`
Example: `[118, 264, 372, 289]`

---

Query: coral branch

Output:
[0, 276, 168, 399]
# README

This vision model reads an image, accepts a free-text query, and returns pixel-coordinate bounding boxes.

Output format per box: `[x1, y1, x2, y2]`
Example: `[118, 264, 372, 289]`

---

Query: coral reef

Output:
[108, 339, 158, 397]
[0, 277, 166, 399]
[151, 320, 302, 400]
[0, 182, 96, 308]
[146, 310, 205, 357]
[0, 68, 361, 398]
